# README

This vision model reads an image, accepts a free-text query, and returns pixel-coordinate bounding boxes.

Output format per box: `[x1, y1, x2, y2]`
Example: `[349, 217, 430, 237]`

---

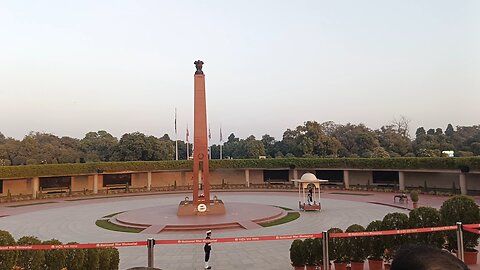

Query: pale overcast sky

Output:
[0, 1, 479, 142]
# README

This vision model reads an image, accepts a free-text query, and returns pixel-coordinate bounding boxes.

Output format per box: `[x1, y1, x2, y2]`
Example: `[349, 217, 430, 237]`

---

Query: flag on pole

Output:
[174, 108, 177, 135]
[220, 126, 223, 142]
[208, 126, 211, 140]
[186, 126, 189, 142]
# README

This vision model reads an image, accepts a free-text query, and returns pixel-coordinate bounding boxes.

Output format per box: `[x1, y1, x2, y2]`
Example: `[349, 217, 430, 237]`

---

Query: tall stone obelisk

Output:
[192, 60, 210, 208]
[177, 61, 225, 216]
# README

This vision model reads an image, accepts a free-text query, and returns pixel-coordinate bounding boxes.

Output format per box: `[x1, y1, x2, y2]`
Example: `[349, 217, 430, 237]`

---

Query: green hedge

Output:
[1, 157, 479, 179]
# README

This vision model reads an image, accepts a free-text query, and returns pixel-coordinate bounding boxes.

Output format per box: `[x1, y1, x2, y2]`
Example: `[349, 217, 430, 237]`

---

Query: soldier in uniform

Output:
[204, 230, 212, 269]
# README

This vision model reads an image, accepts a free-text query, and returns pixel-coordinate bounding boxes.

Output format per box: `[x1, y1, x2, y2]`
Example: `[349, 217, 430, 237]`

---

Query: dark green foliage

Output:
[409, 190, 419, 202]
[42, 239, 66, 270]
[290, 239, 305, 266]
[98, 248, 112, 269]
[303, 238, 316, 266]
[312, 238, 323, 265]
[1, 157, 480, 179]
[84, 248, 100, 270]
[17, 236, 45, 270]
[109, 248, 120, 270]
[65, 242, 85, 270]
[328, 227, 346, 263]
[0, 230, 17, 270]
[381, 213, 409, 259]
[440, 195, 480, 251]
[346, 224, 367, 262]
[409, 207, 444, 248]
[366, 220, 384, 260]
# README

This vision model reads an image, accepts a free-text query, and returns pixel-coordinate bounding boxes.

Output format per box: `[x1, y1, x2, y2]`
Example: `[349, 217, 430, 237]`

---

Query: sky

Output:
[0, 0, 479, 142]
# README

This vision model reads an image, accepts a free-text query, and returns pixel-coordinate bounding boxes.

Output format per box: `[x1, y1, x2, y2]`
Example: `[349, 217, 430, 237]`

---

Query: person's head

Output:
[391, 245, 469, 270]
[206, 230, 211, 236]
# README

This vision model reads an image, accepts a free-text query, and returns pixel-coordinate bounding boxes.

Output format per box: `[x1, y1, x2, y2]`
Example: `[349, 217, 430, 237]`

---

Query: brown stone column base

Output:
[177, 200, 226, 216]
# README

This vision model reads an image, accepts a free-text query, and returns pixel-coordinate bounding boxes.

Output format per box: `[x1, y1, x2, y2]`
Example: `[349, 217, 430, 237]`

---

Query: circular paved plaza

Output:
[0, 192, 410, 269]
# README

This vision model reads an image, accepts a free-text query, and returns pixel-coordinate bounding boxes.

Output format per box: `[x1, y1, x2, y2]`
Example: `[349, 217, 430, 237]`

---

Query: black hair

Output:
[391, 245, 469, 270]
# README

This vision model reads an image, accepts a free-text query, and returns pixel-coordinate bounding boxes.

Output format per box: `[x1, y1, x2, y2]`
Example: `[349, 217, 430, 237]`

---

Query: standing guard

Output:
[204, 230, 212, 269]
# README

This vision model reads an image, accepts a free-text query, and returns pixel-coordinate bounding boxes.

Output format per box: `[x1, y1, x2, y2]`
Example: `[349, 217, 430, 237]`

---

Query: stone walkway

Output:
[0, 190, 478, 269]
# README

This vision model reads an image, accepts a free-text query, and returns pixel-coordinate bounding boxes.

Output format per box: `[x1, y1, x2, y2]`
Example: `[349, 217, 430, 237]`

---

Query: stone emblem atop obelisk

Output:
[194, 60, 204, 75]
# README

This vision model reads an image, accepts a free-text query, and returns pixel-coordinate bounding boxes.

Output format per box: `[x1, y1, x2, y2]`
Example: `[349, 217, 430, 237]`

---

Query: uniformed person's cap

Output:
[206, 230, 212, 234]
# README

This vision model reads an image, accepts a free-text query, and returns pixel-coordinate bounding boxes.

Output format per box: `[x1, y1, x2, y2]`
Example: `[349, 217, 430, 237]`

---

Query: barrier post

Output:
[147, 238, 155, 267]
[322, 231, 329, 270]
[456, 222, 464, 261]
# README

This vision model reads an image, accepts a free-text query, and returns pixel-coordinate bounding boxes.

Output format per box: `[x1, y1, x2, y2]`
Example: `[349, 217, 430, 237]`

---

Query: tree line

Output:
[0, 120, 479, 166]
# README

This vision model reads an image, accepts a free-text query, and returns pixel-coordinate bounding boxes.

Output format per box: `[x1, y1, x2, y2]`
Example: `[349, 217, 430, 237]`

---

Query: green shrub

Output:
[65, 242, 85, 270]
[312, 238, 323, 265]
[410, 190, 419, 203]
[303, 238, 316, 266]
[84, 248, 100, 270]
[440, 195, 480, 251]
[290, 239, 305, 266]
[328, 227, 347, 263]
[409, 207, 444, 248]
[109, 248, 120, 270]
[381, 213, 409, 260]
[346, 224, 367, 262]
[366, 220, 384, 260]
[0, 230, 17, 270]
[42, 239, 66, 270]
[98, 248, 112, 269]
[16, 236, 45, 270]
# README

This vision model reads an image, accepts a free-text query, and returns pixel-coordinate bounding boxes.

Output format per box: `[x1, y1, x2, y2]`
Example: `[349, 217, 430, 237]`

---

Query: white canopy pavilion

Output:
[292, 173, 328, 211]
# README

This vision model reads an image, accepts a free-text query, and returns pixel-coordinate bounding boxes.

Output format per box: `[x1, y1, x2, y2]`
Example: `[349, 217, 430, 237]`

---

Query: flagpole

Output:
[220, 126, 223, 160]
[186, 125, 190, 160]
[175, 108, 178, 160]
[208, 125, 212, 159]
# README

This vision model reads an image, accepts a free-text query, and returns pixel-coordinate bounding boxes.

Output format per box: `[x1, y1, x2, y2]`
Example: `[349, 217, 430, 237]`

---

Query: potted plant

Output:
[381, 213, 409, 267]
[312, 238, 324, 269]
[328, 227, 347, 270]
[440, 195, 480, 265]
[346, 224, 367, 270]
[366, 220, 384, 270]
[303, 238, 316, 270]
[410, 190, 419, 208]
[409, 207, 444, 248]
[290, 239, 306, 270]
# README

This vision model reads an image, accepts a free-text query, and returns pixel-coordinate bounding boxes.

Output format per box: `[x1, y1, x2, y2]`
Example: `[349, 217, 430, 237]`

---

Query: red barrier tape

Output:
[463, 227, 480, 235]
[0, 241, 147, 251]
[0, 224, 471, 250]
[155, 233, 323, 245]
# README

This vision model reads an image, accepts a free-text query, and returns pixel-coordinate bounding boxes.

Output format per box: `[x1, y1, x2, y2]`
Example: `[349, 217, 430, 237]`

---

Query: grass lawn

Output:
[95, 219, 143, 233]
[102, 211, 125, 218]
[260, 212, 300, 227]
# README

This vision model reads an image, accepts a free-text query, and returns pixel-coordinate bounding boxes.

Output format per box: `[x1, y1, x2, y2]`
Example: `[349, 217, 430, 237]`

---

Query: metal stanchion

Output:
[147, 238, 155, 268]
[322, 231, 329, 270]
[456, 222, 464, 262]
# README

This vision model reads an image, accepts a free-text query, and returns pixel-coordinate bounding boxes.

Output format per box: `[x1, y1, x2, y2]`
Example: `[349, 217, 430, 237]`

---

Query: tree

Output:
[0, 230, 17, 270]
[111, 132, 174, 161]
[261, 134, 277, 157]
[415, 127, 426, 138]
[80, 131, 118, 161]
[333, 123, 380, 157]
[391, 116, 411, 138]
[445, 124, 455, 137]
[17, 236, 45, 270]
[376, 125, 412, 156]
[84, 249, 99, 270]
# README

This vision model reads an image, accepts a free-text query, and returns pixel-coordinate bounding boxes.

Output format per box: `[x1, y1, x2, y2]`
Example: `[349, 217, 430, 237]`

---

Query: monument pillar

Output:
[192, 60, 210, 207]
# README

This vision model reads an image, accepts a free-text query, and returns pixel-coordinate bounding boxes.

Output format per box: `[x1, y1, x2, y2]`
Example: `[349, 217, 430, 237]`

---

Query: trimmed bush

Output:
[366, 220, 384, 260]
[98, 248, 112, 270]
[312, 238, 323, 265]
[65, 242, 85, 270]
[1, 157, 480, 179]
[328, 227, 347, 263]
[410, 190, 419, 203]
[42, 239, 66, 270]
[109, 248, 120, 270]
[84, 248, 100, 270]
[346, 224, 367, 262]
[382, 213, 409, 260]
[290, 239, 305, 267]
[0, 230, 17, 270]
[440, 195, 480, 251]
[16, 236, 45, 270]
[409, 207, 444, 248]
